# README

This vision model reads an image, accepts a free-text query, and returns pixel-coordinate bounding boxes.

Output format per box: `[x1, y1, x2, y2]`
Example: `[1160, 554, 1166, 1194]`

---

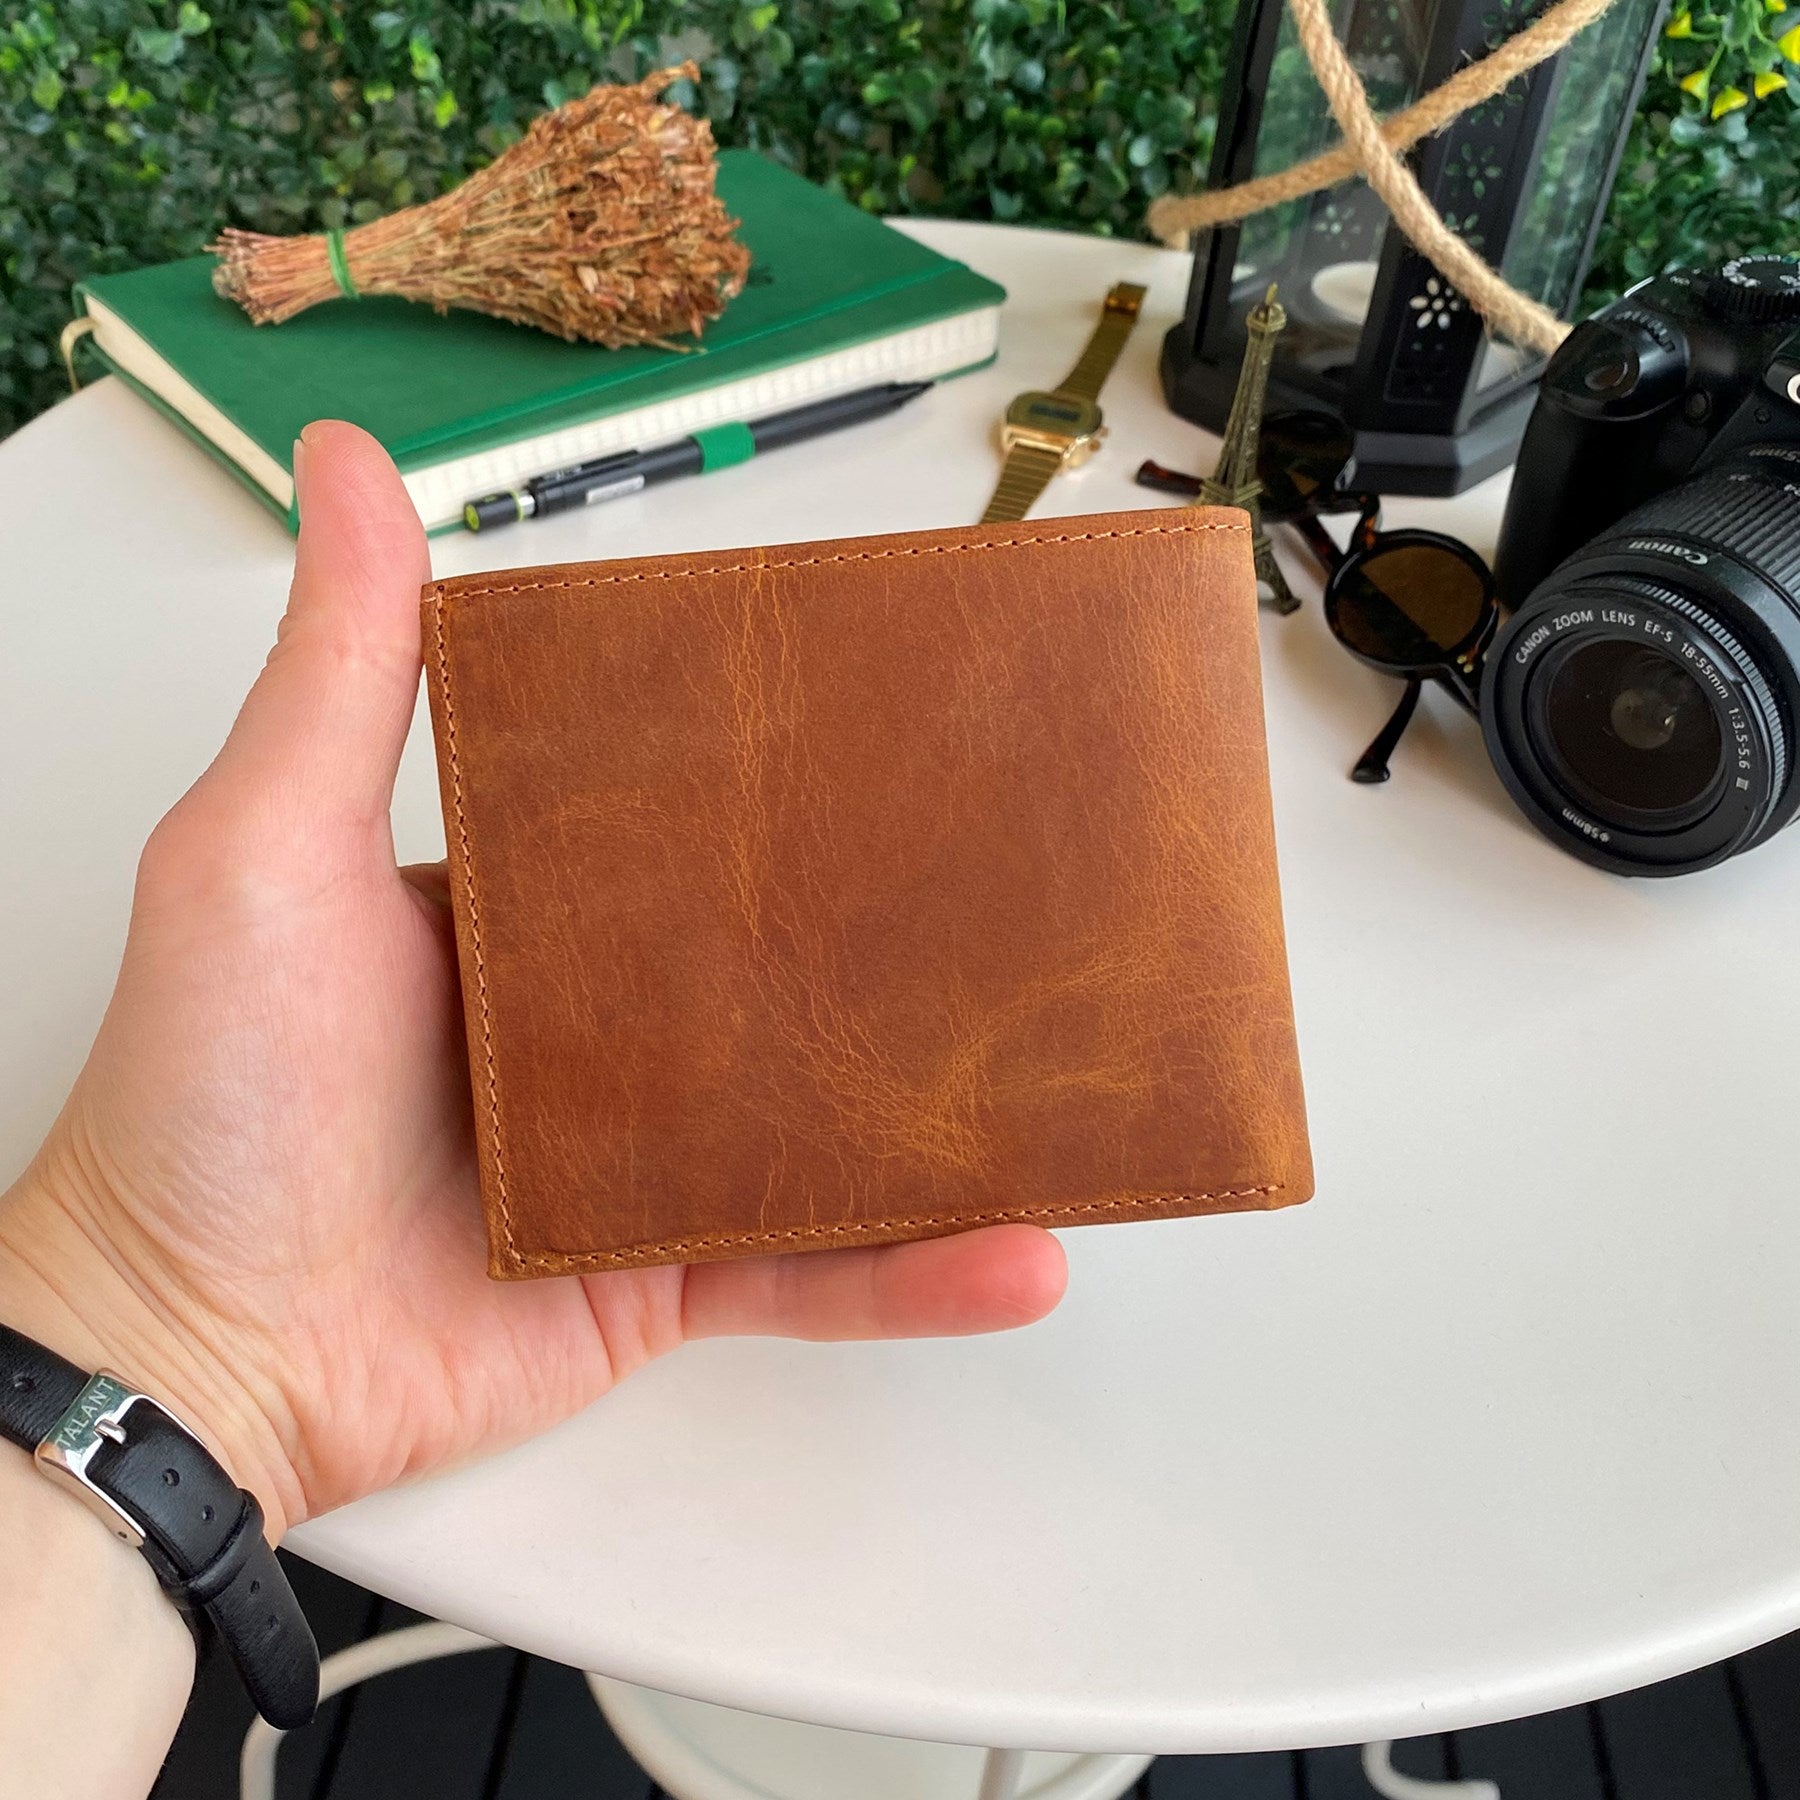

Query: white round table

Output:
[6, 223, 1800, 1795]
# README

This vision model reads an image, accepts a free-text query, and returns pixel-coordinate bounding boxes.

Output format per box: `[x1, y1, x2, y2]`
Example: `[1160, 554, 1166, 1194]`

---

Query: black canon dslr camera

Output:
[1486, 254, 1800, 875]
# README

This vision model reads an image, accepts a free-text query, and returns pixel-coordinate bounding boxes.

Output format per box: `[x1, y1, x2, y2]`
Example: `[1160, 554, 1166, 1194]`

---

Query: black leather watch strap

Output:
[0, 1323, 318, 1729]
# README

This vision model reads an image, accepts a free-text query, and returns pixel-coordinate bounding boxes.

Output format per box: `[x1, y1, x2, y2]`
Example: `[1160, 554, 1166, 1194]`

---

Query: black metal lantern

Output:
[1161, 0, 1667, 495]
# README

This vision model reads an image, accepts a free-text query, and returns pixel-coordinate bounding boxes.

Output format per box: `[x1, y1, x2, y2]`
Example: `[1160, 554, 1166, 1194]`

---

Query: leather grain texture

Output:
[423, 508, 1311, 1278]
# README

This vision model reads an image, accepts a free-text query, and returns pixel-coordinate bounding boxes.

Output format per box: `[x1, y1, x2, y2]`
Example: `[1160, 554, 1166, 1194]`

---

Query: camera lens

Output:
[1483, 449, 1800, 875]
[1539, 639, 1724, 821]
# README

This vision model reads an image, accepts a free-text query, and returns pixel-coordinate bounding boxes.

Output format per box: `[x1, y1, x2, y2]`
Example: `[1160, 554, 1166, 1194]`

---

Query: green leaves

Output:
[132, 27, 187, 65]
[1584, 0, 1800, 307]
[0, 0, 1785, 437]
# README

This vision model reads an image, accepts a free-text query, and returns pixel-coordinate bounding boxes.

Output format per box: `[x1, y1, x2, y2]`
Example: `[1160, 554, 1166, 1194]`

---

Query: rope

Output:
[1149, 0, 1625, 352]
[1148, 0, 1620, 245]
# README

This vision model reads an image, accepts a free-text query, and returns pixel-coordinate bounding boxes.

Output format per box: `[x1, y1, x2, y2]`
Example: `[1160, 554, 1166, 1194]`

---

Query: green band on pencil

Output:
[694, 421, 756, 472]
[324, 229, 359, 300]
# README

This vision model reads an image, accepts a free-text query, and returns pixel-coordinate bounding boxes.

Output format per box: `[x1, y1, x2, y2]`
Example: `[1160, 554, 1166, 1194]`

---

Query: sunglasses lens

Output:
[1258, 412, 1354, 518]
[1329, 541, 1490, 672]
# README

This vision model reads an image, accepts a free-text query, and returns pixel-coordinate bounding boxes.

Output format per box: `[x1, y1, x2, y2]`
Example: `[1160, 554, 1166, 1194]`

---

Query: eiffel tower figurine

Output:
[1196, 284, 1297, 614]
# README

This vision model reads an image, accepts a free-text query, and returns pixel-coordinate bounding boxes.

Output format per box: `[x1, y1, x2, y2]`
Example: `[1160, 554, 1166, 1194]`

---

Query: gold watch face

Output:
[1004, 389, 1104, 448]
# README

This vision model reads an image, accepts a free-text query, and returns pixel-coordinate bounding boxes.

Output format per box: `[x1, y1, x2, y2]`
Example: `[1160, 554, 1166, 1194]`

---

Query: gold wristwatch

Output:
[980, 281, 1147, 524]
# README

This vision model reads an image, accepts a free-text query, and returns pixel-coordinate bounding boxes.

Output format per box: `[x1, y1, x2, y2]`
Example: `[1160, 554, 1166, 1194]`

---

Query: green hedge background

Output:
[2, 0, 1796, 438]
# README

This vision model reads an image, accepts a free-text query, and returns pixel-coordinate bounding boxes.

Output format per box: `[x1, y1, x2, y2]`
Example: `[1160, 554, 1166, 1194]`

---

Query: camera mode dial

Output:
[1702, 255, 1800, 325]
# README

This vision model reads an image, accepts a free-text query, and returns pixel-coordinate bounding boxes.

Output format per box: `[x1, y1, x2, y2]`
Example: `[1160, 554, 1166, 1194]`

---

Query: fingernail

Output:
[292, 435, 307, 488]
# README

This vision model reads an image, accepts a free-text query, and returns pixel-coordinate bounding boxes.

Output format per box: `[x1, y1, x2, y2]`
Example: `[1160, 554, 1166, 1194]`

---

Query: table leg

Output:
[239, 1621, 498, 1800]
[1361, 1740, 1500, 1800]
[978, 1747, 1030, 1800]
[589, 1674, 1151, 1800]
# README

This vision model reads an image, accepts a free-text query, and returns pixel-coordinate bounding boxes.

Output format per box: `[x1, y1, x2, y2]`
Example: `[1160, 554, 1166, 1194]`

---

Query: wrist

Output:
[0, 1167, 301, 1541]
[0, 1439, 196, 1799]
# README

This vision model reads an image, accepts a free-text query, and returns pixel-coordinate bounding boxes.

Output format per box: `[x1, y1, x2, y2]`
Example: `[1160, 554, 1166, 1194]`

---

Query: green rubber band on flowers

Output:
[324, 228, 359, 300]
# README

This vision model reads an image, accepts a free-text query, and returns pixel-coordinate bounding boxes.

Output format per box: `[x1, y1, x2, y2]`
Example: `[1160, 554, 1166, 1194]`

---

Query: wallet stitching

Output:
[430, 585, 519, 1267]
[429, 519, 1266, 1273]
[517, 1188, 1288, 1269]
[437, 519, 1247, 604]
[515, 1187, 1288, 1270]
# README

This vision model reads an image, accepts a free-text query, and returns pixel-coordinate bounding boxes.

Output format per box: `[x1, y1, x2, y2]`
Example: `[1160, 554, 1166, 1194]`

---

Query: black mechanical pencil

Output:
[462, 379, 934, 531]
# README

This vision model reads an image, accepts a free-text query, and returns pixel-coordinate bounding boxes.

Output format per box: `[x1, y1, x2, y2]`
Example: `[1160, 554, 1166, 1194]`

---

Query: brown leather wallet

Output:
[424, 509, 1311, 1277]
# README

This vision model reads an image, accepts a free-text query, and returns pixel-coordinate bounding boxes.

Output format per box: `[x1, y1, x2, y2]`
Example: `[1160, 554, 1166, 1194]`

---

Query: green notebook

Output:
[72, 152, 1005, 534]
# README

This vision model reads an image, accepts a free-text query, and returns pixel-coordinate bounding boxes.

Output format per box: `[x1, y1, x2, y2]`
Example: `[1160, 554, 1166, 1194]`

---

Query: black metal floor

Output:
[152, 1553, 1800, 1798]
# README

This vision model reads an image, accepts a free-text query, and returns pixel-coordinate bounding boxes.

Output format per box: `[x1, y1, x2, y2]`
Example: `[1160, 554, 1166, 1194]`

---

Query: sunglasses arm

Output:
[1132, 459, 1205, 500]
[1278, 490, 1378, 580]
[1353, 678, 1422, 785]
[1435, 661, 1482, 714]
[1289, 514, 1345, 577]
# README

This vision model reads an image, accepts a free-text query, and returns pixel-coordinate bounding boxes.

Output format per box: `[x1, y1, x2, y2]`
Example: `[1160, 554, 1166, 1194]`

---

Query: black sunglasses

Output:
[1137, 411, 1499, 784]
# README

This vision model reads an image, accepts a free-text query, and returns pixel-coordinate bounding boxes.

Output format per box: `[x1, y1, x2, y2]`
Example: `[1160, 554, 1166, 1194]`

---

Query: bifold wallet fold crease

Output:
[423, 508, 1312, 1278]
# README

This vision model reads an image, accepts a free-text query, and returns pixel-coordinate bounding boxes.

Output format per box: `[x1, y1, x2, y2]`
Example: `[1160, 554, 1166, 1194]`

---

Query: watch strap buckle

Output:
[33, 1371, 183, 1549]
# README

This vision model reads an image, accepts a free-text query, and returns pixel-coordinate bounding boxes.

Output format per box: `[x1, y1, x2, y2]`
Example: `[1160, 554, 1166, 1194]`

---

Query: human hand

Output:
[0, 421, 1067, 1538]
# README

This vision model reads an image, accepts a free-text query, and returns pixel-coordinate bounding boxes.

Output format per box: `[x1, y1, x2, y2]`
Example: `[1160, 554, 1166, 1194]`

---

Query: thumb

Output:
[203, 419, 430, 846]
